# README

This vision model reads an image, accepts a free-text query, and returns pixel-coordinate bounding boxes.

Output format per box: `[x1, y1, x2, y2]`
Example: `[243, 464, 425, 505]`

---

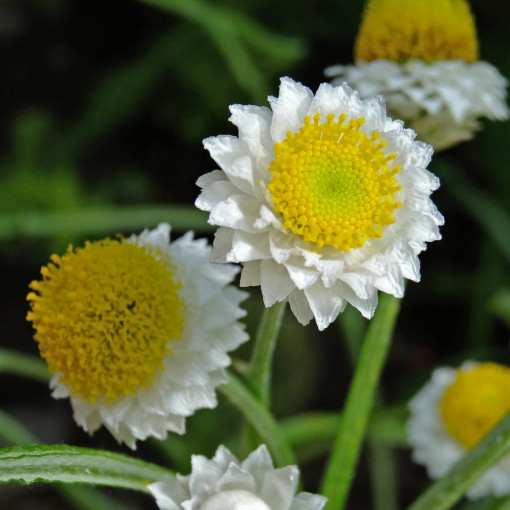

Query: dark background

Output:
[1, 0, 510, 508]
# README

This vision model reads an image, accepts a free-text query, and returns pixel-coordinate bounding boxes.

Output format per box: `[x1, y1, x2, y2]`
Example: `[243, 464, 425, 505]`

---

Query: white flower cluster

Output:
[149, 444, 327, 510]
[408, 363, 510, 498]
[326, 60, 509, 150]
[197, 77, 443, 330]
[50, 224, 249, 449]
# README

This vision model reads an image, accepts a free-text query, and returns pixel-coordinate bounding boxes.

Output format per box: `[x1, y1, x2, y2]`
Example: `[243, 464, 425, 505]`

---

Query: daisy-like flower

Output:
[26, 223, 248, 448]
[408, 362, 510, 498]
[325, 0, 509, 150]
[148, 444, 327, 510]
[196, 77, 443, 331]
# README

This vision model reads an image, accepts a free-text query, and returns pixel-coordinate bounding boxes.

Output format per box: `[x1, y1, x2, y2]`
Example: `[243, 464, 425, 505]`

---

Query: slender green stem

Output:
[335, 304, 368, 364]
[247, 301, 286, 404]
[320, 293, 401, 510]
[0, 410, 38, 445]
[337, 305, 399, 510]
[407, 412, 510, 510]
[0, 348, 50, 383]
[0, 205, 210, 240]
[220, 370, 295, 467]
[368, 439, 399, 510]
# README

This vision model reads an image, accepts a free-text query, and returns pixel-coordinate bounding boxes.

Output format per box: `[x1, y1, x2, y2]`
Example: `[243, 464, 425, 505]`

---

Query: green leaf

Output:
[0, 444, 173, 493]
[0, 411, 129, 510]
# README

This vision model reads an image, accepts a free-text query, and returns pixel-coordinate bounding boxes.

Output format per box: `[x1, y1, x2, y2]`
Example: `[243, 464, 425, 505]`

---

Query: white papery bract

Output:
[196, 77, 443, 330]
[42, 224, 248, 448]
[408, 362, 510, 498]
[326, 60, 509, 150]
[148, 444, 327, 510]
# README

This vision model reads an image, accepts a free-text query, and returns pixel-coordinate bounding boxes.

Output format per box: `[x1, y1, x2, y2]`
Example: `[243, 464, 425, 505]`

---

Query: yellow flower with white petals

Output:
[196, 77, 443, 331]
[325, 0, 509, 150]
[27, 223, 248, 448]
[408, 362, 510, 498]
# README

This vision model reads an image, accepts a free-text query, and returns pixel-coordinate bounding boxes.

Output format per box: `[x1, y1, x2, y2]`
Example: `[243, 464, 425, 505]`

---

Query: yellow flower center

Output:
[440, 363, 510, 449]
[267, 113, 402, 251]
[354, 0, 479, 63]
[27, 239, 185, 403]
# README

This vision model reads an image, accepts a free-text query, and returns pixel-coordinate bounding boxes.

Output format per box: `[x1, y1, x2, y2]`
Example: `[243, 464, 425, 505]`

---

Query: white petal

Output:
[288, 289, 314, 326]
[229, 104, 274, 167]
[260, 466, 299, 510]
[240, 261, 262, 287]
[260, 259, 295, 307]
[148, 479, 189, 510]
[290, 493, 327, 510]
[304, 282, 347, 331]
[217, 463, 256, 493]
[269, 77, 313, 143]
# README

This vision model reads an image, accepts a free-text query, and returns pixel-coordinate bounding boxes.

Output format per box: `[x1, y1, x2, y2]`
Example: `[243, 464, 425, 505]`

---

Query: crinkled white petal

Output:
[407, 362, 510, 498]
[325, 60, 509, 150]
[197, 76, 443, 330]
[50, 223, 248, 448]
[148, 445, 327, 510]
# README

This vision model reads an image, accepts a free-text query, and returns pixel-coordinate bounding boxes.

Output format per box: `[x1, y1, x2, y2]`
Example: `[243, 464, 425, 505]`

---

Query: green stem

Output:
[247, 301, 286, 404]
[0, 349, 50, 383]
[407, 412, 510, 510]
[368, 439, 399, 510]
[220, 370, 295, 467]
[0, 205, 210, 240]
[320, 293, 401, 510]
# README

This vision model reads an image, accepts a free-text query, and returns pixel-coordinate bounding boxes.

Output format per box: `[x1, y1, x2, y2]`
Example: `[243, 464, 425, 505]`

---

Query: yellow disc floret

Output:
[267, 112, 401, 251]
[26, 239, 184, 403]
[440, 363, 510, 449]
[354, 0, 479, 63]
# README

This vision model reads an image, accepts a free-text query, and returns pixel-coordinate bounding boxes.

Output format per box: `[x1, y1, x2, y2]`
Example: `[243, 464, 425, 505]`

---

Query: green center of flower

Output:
[267, 113, 401, 251]
[27, 239, 185, 403]
[440, 363, 510, 449]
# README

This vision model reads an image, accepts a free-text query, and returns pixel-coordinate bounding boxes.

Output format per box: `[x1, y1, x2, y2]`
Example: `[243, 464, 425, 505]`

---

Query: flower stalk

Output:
[247, 301, 287, 404]
[321, 293, 401, 510]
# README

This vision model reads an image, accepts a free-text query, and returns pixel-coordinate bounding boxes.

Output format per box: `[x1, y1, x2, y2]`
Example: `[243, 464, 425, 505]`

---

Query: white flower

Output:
[148, 444, 327, 510]
[27, 223, 248, 448]
[325, 0, 509, 150]
[196, 77, 443, 331]
[326, 60, 509, 150]
[408, 362, 510, 498]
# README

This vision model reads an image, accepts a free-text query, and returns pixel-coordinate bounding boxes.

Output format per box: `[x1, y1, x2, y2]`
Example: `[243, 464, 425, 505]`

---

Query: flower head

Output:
[148, 444, 327, 510]
[196, 77, 443, 330]
[325, 0, 509, 149]
[408, 362, 510, 498]
[355, 0, 478, 63]
[27, 223, 248, 448]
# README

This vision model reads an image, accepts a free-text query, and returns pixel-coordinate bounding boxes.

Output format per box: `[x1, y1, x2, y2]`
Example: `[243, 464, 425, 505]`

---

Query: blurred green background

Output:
[1, 0, 510, 508]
